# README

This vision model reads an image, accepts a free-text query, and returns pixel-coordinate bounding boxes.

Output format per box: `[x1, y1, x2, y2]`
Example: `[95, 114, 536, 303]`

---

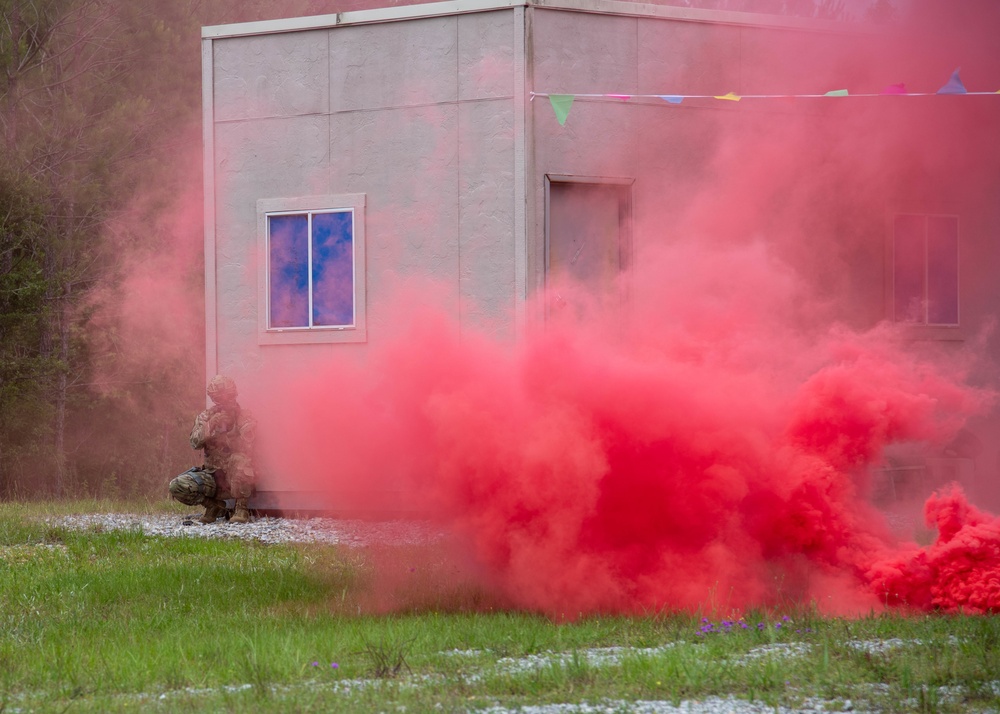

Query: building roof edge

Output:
[202, 0, 862, 39]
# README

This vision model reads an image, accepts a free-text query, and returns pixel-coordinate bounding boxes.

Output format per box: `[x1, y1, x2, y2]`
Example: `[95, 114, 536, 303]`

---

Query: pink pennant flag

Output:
[608, 94, 631, 101]
[881, 83, 907, 95]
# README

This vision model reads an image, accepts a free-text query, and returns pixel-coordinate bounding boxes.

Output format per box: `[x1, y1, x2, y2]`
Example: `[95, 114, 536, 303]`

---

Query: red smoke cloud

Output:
[869, 486, 1000, 613]
[88, 123, 205, 400]
[142, 1, 998, 617]
[245, 1, 1000, 615]
[252, 249, 998, 616]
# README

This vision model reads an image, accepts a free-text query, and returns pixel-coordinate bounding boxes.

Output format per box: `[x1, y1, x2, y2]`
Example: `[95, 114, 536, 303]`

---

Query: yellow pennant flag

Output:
[715, 92, 741, 102]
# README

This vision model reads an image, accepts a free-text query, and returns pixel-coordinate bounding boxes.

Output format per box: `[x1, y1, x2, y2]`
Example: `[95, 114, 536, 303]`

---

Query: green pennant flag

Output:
[549, 94, 575, 126]
[824, 89, 849, 96]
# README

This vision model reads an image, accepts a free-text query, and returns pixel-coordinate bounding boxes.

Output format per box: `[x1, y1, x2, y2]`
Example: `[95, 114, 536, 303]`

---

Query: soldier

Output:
[168, 375, 258, 524]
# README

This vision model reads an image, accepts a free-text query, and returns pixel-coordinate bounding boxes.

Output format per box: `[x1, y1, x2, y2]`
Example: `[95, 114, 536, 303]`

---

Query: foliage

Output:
[362, 635, 415, 678]
[0, 0, 207, 497]
[1, 0, 152, 495]
[0, 166, 58, 492]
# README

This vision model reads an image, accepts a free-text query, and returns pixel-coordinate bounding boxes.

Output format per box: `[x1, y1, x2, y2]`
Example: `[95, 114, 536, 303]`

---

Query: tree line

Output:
[0, 0, 329, 499]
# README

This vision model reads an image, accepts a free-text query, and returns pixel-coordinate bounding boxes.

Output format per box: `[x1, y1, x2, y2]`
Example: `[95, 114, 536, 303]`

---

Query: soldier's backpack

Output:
[168, 467, 218, 506]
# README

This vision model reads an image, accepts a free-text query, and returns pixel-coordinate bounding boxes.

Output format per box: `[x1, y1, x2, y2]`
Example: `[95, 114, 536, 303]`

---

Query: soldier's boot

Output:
[199, 498, 227, 524]
[231, 498, 251, 524]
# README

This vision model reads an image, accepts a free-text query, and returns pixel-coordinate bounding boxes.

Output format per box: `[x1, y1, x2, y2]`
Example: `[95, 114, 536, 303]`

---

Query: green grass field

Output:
[1, 501, 998, 713]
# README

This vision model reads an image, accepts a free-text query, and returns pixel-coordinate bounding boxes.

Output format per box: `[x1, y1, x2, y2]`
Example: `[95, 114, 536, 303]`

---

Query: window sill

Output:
[889, 322, 966, 342]
[258, 326, 367, 345]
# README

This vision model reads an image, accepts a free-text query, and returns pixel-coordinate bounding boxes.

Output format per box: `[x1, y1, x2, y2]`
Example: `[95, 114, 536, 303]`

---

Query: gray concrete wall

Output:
[525, 7, 1000, 507]
[208, 9, 520, 492]
[526, 8, 882, 317]
[525, 8, 1000, 334]
[208, 9, 519, 382]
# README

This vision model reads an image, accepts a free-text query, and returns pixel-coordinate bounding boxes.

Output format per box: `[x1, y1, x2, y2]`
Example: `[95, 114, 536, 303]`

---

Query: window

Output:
[268, 210, 354, 328]
[257, 195, 366, 344]
[892, 214, 958, 326]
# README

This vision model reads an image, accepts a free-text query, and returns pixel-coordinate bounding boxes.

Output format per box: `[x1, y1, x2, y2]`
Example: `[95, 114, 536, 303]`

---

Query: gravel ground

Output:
[46, 512, 446, 547]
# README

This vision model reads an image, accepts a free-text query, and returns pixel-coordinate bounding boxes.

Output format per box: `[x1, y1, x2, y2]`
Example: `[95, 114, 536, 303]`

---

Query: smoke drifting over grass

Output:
[257, 246, 996, 616]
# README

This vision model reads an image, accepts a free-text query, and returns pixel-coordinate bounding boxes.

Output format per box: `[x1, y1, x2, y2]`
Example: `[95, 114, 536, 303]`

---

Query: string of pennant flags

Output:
[532, 68, 1000, 126]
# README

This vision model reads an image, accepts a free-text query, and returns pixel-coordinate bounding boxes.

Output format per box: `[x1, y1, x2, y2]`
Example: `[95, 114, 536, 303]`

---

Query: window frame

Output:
[257, 194, 366, 345]
[890, 212, 959, 328]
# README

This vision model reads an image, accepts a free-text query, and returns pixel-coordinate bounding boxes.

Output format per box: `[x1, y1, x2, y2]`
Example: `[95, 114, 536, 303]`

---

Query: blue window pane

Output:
[893, 215, 925, 323]
[926, 216, 958, 325]
[312, 211, 354, 326]
[269, 214, 309, 327]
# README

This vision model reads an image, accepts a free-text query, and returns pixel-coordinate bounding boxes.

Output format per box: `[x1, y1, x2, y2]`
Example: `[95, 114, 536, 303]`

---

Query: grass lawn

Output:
[1, 501, 998, 713]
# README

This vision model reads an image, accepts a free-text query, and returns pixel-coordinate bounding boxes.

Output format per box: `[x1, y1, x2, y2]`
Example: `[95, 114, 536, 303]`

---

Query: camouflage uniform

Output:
[169, 375, 258, 524]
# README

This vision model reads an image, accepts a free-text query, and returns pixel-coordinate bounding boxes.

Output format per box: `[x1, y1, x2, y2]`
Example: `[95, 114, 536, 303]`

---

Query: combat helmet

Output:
[206, 374, 238, 404]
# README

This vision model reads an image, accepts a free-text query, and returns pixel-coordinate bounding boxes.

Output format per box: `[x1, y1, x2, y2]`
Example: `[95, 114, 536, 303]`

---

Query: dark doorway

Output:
[545, 176, 632, 315]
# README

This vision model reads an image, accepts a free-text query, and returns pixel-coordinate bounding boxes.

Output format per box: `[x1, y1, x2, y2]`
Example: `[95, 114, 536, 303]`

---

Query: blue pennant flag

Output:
[937, 68, 967, 94]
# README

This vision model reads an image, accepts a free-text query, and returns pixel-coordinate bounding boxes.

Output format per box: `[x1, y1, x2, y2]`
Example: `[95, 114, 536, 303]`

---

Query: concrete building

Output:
[201, 0, 1000, 511]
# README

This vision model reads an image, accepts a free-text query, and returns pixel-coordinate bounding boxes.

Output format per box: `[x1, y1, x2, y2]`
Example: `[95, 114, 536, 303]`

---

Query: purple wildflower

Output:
[331, 662, 339, 669]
